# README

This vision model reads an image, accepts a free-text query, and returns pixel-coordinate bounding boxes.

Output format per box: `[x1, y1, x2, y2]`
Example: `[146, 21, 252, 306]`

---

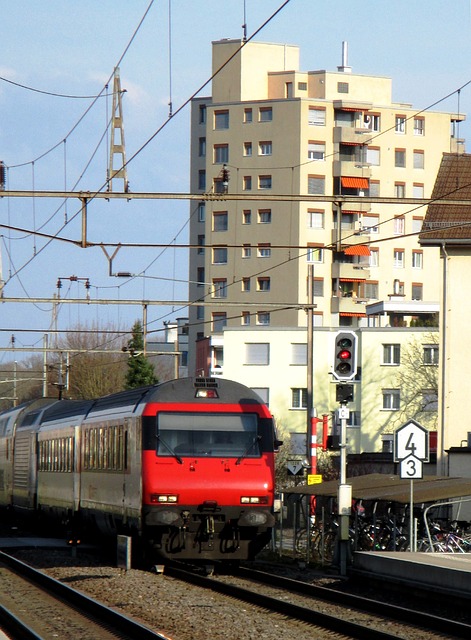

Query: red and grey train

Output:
[0, 377, 281, 562]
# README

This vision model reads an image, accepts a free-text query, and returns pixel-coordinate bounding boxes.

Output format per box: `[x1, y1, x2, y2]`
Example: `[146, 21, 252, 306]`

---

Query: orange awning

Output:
[340, 312, 367, 317]
[344, 244, 371, 256]
[341, 177, 369, 189]
[339, 277, 366, 282]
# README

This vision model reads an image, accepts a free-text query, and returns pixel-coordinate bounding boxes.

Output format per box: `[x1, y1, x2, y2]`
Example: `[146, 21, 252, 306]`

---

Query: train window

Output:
[157, 412, 261, 458]
[38, 437, 74, 472]
[82, 425, 127, 472]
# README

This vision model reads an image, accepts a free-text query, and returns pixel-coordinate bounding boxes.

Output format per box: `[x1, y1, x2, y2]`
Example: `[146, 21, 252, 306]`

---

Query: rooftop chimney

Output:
[337, 41, 351, 73]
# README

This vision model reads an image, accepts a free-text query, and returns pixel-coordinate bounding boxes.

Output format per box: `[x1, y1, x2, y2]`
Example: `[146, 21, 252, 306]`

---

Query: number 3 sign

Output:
[394, 420, 429, 479]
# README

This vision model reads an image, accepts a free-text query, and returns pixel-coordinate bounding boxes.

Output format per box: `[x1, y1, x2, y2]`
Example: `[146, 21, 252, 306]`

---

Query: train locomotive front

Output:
[141, 377, 279, 561]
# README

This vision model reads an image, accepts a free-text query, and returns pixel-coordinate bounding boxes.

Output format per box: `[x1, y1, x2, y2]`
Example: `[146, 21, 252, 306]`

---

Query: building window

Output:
[259, 107, 273, 122]
[197, 202, 205, 222]
[197, 234, 205, 254]
[369, 250, 379, 268]
[362, 214, 379, 233]
[337, 81, 349, 93]
[393, 249, 404, 268]
[365, 281, 379, 298]
[243, 176, 252, 190]
[422, 390, 438, 411]
[308, 106, 326, 126]
[244, 108, 253, 123]
[413, 183, 424, 198]
[241, 311, 251, 326]
[313, 278, 324, 297]
[258, 209, 271, 223]
[197, 267, 205, 286]
[212, 247, 228, 264]
[213, 211, 228, 232]
[394, 182, 405, 198]
[259, 175, 272, 189]
[364, 113, 380, 131]
[412, 217, 423, 233]
[213, 178, 226, 194]
[414, 117, 425, 136]
[242, 277, 250, 292]
[423, 344, 439, 365]
[383, 344, 400, 365]
[245, 343, 270, 365]
[413, 150, 424, 169]
[242, 244, 251, 258]
[196, 305, 204, 320]
[394, 216, 405, 235]
[308, 141, 325, 161]
[242, 210, 251, 224]
[212, 312, 227, 333]
[308, 175, 325, 194]
[307, 245, 323, 263]
[256, 312, 270, 325]
[382, 389, 400, 410]
[291, 388, 307, 409]
[395, 115, 406, 133]
[214, 144, 229, 164]
[395, 148, 406, 168]
[252, 387, 269, 404]
[199, 104, 206, 124]
[308, 209, 324, 228]
[367, 147, 380, 165]
[370, 181, 380, 197]
[257, 243, 271, 258]
[412, 283, 423, 300]
[198, 170, 206, 190]
[257, 277, 270, 291]
[259, 141, 272, 156]
[212, 279, 227, 298]
[214, 110, 229, 129]
[243, 142, 252, 156]
[298, 81, 307, 91]
[412, 250, 423, 269]
[198, 137, 206, 157]
[291, 343, 307, 365]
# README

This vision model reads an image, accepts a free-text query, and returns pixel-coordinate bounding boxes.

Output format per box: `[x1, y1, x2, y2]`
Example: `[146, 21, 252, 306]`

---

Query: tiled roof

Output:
[419, 153, 471, 245]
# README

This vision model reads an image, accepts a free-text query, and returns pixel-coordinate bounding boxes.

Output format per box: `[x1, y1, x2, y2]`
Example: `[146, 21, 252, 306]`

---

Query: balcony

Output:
[333, 160, 372, 179]
[331, 227, 371, 245]
[331, 261, 370, 280]
[333, 126, 371, 146]
[331, 295, 369, 315]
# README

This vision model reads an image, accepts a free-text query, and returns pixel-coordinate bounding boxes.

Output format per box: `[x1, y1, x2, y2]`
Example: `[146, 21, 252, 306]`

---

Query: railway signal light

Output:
[332, 331, 357, 381]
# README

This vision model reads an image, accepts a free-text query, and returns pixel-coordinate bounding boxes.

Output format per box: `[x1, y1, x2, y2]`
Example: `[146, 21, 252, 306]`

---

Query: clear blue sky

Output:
[0, 0, 470, 356]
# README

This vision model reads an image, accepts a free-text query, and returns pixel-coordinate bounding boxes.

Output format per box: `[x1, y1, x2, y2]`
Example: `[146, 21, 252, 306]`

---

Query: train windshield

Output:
[156, 412, 260, 458]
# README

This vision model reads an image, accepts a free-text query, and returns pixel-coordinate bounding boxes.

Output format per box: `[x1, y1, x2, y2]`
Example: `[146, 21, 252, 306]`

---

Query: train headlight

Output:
[151, 494, 178, 504]
[240, 496, 269, 505]
[238, 511, 269, 526]
[154, 511, 184, 526]
[195, 388, 219, 398]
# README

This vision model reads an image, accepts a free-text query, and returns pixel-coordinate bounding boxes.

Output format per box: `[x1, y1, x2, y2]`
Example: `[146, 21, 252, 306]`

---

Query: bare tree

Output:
[386, 332, 439, 433]
[55, 323, 128, 399]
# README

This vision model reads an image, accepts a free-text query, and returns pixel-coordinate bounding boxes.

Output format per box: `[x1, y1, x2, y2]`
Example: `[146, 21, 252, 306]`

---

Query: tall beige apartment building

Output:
[188, 39, 464, 376]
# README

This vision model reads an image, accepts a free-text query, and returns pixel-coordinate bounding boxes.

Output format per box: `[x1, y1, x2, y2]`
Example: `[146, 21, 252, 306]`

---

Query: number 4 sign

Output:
[394, 420, 429, 463]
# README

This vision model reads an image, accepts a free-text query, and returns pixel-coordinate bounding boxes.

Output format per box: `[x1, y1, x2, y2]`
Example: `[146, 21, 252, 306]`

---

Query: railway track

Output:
[165, 563, 471, 640]
[0, 551, 169, 640]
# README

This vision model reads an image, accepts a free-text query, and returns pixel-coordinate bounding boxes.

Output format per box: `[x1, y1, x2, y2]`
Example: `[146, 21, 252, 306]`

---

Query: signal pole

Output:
[331, 330, 358, 576]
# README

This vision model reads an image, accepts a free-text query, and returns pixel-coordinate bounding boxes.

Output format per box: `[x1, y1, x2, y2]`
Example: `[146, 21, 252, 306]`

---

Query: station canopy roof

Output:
[286, 474, 471, 504]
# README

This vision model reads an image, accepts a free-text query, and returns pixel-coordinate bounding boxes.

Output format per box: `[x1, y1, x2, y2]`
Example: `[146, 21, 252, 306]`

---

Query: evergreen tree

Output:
[124, 320, 158, 389]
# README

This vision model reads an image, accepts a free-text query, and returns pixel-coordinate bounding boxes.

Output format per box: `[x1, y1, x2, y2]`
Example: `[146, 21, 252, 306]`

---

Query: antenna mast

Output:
[107, 68, 129, 193]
